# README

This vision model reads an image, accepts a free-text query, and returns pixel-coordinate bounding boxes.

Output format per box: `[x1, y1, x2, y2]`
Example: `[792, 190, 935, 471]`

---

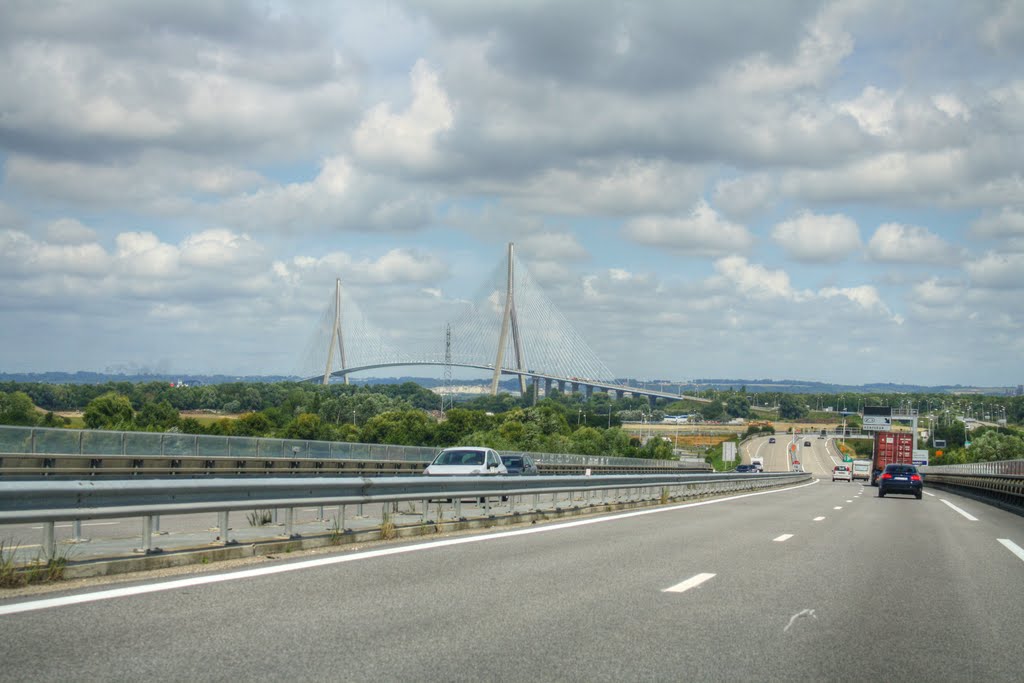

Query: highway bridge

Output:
[0, 438, 1021, 680]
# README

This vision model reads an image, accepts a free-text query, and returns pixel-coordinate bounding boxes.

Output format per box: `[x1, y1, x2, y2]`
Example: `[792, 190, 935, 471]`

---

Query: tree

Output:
[135, 400, 180, 431]
[0, 391, 39, 426]
[359, 410, 436, 446]
[725, 395, 751, 419]
[778, 395, 808, 420]
[283, 413, 332, 441]
[83, 392, 135, 430]
[234, 411, 274, 437]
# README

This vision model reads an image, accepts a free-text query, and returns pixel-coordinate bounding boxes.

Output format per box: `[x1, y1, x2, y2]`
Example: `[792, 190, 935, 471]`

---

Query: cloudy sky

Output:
[1, 1, 1022, 387]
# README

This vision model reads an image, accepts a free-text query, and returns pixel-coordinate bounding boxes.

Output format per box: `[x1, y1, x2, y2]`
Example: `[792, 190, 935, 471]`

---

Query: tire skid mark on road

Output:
[784, 608, 817, 632]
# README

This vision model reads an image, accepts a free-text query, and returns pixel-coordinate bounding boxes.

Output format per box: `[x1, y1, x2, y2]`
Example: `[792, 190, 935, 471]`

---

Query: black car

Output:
[878, 464, 923, 499]
[502, 454, 539, 475]
[734, 464, 754, 473]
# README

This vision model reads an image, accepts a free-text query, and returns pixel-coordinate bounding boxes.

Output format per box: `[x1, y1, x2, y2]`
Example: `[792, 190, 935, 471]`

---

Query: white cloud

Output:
[508, 160, 703, 216]
[867, 223, 958, 263]
[839, 86, 896, 136]
[353, 59, 454, 170]
[723, 10, 854, 93]
[516, 232, 588, 261]
[713, 174, 775, 221]
[624, 201, 754, 255]
[771, 211, 861, 262]
[966, 252, 1024, 289]
[215, 156, 432, 233]
[712, 255, 802, 300]
[971, 207, 1024, 239]
[45, 218, 97, 245]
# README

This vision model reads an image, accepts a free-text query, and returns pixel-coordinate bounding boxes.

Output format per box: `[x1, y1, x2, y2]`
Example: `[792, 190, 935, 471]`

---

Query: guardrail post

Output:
[455, 498, 462, 520]
[134, 515, 161, 554]
[316, 505, 325, 522]
[422, 499, 429, 524]
[284, 508, 298, 538]
[42, 521, 55, 559]
[532, 493, 539, 511]
[217, 511, 232, 545]
[337, 505, 345, 531]
[153, 514, 165, 535]
[70, 519, 87, 543]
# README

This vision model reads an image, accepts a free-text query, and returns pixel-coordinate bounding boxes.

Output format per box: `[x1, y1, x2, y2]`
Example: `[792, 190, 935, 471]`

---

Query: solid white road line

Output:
[833, 506, 842, 510]
[0, 478, 819, 617]
[813, 516, 826, 521]
[773, 534, 794, 542]
[940, 499, 978, 521]
[663, 573, 716, 593]
[997, 539, 1024, 564]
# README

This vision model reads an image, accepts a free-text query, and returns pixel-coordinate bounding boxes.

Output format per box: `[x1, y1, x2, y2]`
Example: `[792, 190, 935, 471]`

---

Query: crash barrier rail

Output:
[0, 452, 710, 477]
[0, 471, 808, 559]
[921, 460, 1024, 512]
[0, 425, 708, 476]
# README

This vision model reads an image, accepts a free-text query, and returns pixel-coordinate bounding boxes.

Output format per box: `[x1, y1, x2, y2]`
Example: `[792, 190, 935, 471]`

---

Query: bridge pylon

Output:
[322, 278, 348, 385]
[491, 242, 528, 396]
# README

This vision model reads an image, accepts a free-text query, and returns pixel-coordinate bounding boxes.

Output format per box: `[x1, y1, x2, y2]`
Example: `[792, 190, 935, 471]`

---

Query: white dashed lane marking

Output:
[773, 534, 794, 542]
[998, 539, 1024, 564]
[663, 573, 716, 593]
[813, 516, 826, 521]
[940, 499, 978, 521]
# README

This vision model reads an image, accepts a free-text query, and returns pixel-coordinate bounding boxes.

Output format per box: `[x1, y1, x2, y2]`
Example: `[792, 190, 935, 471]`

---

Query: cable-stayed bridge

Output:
[302, 243, 708, 406]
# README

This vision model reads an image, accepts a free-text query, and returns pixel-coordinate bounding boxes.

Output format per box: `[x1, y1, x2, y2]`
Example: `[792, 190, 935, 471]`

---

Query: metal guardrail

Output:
[0, 425, 700, 471]
[0, 452, 705, 478]
[921, 460, 1024, 513]
[0, 472, 807, 558]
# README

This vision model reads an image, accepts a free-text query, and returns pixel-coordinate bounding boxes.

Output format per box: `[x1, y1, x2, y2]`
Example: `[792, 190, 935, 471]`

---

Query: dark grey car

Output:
[502, 454, 539, 475]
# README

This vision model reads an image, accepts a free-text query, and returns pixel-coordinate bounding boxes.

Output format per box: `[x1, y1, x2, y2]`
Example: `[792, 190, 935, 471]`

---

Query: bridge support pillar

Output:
[571, 382, 579, 395]
[557, 380, 565, 393]
[648, 395, 656, 409]
[586, 385, 593, 399]
[545, 378, 552, 396]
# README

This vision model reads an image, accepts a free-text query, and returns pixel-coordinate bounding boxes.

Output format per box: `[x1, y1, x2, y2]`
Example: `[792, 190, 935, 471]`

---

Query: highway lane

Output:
[1, 479, 1021, 681]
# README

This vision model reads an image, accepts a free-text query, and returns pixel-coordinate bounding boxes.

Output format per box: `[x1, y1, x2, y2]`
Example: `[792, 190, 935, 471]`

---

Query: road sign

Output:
[722, 442, 737, 462]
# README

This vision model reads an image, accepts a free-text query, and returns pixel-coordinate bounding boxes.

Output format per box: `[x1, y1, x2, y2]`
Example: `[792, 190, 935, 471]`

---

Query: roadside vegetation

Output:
[1, 382, 1021, 464]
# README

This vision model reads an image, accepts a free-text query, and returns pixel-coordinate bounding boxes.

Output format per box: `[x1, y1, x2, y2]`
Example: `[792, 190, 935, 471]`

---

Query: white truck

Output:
[750, 454, 765, 471]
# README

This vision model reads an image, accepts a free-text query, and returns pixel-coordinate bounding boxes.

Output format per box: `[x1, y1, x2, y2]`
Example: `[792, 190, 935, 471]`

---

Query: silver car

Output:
[424, 447, 508, 476]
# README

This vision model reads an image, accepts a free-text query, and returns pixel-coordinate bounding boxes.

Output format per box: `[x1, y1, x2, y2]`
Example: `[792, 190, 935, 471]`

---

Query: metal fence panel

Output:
[81, 430, 123, 455]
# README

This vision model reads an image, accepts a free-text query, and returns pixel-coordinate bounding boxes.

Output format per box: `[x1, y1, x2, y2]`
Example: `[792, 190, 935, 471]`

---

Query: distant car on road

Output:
[832, 465, 852, 482]
[768, 437, 776, 444]
[423, 447, 508, 476]
[803, 441, 811, 447]
[878, 464, 923, 499]
[734, 464, 754, 473]
[501, 454, 539, 475]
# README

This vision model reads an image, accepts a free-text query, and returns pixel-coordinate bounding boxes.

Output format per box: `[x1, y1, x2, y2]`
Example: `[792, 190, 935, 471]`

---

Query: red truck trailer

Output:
[870, 431, 914, 485]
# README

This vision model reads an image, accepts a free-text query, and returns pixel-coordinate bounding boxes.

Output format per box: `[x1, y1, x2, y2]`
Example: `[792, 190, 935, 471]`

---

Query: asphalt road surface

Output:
[1, 477, 1021, 682]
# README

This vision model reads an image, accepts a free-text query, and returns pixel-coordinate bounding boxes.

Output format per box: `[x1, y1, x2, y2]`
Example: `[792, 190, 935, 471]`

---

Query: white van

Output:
[851, 459, 871, 481]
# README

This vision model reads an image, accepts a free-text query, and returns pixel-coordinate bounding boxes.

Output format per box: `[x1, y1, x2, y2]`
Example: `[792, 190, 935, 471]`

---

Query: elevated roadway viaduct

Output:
[314, 361, 711, 405]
